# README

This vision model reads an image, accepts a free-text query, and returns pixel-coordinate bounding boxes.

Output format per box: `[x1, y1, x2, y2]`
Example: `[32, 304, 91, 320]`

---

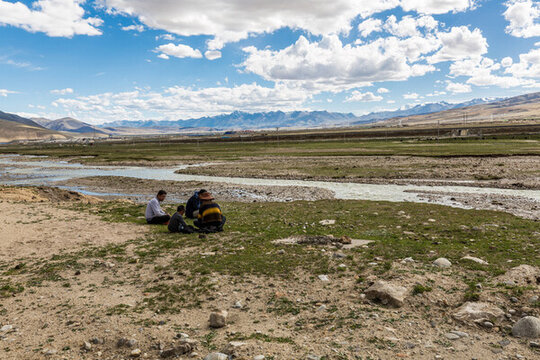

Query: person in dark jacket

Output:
[186, 189, 207, 219]
[194, 192, 226, 232]
[168, 205, 196, 234]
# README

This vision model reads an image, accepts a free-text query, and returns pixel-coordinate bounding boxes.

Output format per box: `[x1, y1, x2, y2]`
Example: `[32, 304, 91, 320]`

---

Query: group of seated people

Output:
[145, 189, 226, 233]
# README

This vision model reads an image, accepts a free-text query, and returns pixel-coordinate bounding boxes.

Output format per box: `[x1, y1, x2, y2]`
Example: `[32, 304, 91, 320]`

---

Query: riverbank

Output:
[0, 186, 539, 359]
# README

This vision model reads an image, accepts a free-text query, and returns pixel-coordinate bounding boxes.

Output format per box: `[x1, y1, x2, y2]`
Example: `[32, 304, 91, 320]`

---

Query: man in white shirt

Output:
[145, 190, 171, 225]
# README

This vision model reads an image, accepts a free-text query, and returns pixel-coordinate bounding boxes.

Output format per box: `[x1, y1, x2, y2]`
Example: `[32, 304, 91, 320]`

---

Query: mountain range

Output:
[32, 117, 108, 134]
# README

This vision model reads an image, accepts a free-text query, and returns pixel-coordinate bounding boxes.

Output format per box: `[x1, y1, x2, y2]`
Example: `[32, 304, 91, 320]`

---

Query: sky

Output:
[0, 0, 539, 125]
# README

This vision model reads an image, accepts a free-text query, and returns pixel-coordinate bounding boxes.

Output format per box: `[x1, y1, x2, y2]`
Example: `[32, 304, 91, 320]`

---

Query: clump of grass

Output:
[412, 284, 433, 295]
[267, 296, 301, 316]
[0, 281, 24, 297]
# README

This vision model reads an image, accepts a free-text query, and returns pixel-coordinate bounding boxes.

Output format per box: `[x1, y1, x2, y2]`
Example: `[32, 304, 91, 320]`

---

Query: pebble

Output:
[433, 258, 452, 268]
[232, 301, 243, 309]
[204, 353, 228, 360]
[307, 355, 321, 360]
[253, 356, 265, 360]
[461, 256, 488, 265]
[0, 325, 13, 332]
[130, 349, 142, 358]
[83, 341, 92, 351]
[530, 341, 540, 348]
[42, 348, 57, 356]
[333, 252, 346, 259]
[318, 275, 330, 282]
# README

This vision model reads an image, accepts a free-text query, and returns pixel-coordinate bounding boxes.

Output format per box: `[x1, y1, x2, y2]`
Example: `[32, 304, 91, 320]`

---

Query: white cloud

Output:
[377, 87, 390, 93]
[51, 88, 74, 95]
[383, 15, 438, 38]
[204, 50, 222, 60]
[155, 34, 175, 41]
[357, 18, 382, 37]
[505, 48, 540, 79]
[426, 90, 447, 96]
[345, 91, 383, 102]
[242, 35, 437, 92]
[503, 0, 540, 38]
[157, 54, 169, 60]
[0, 0, 102, 37]
[52, 83, 311, 123]
[0, 89, 17, 97]
[100, 0, 475, 49]
[403, 92, 420, 99]
[122, 24, 144, 32]
[429, 26, 487, 63]
[155, 43, 203, 59]
[400, 0, 476, 14]
[446, 81, 471, 93]
[501, 57, 513, 67]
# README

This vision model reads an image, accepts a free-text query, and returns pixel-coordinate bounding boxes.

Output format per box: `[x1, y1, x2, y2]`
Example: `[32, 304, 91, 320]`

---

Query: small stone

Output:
[130, 349, 142, 358]
[253, 356, 265, 360]
[317, 305, 327, 312]
[482, 321, 494, 329]
[90, 337, 104, 345]
[461, 256, 488, 265]
[453, 302, 504, 323]
[117, 337, 137, 348]
[449, 331, 469, 338]
[499, 339, 511, 347]
[510, 297, 519, 303]
[529, 296, 539, 303]
[530, 341, 540, 348]
[433, 258, 452, 268]
[307, 355, 321, 360]
[277, 249, 286, 255]
[402, 257, 415, 263]
[445, 333, 461, 340]
[209, 310, 228, 328]
[319, 219, 336, 226]
[318, 274, 330, 282]
[42, 349, 57, 356]
[0, 325, 13, 332]
[232, 301, 243, 309]
[512, 316, 540, 338]
[204, 353, 228, 360]
[83, 341, 92, 351]
[333, 252, 346, 259]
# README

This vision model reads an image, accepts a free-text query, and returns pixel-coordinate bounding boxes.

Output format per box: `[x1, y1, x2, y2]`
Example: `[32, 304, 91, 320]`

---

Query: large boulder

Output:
[499, 265, 540, 286]
[512, 317, 540, 339]
[453, 302, 505, 323]
[365, 281, 407, 308]
[209, 310, 228, 328]
[433, 258, 452, 268]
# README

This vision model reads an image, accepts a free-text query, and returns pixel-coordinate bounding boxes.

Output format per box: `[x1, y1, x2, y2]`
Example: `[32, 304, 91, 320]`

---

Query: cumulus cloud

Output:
[345, 91, 383, 102]
[204, 50, 222, 60]
[446, 81, 471, 93]
[403, 92, 419, 99]
[428, 26, 487, 63]
[242, 35, 438, 92]
[505, 48, 540, 79]
[0, 0, 102, 37]
[51, 88, 74, 95]
[99, 0, 475, 49]
[383, 15, 438, 38]
[122, 24, 144, 32]
[501, 57, 513, 67]
[358, 18, 382, 37]
[377, 87, 390, 93]
[0, 89, 17, 97]
[503, 0, 540, 38]
[155, 43, 202, 59]
[51, 83, 311, 123]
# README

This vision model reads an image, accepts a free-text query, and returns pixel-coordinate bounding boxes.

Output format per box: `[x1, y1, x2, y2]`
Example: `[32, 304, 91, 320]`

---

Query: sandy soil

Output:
[174, 155, 540, 190]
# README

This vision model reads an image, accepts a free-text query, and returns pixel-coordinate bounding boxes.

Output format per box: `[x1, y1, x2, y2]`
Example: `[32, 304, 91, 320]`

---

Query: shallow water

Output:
[0, 155, 538, 209]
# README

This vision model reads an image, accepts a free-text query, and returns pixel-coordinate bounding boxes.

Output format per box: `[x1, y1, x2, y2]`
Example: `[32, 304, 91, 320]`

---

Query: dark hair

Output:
[199, 189, 207, 194]
[177, 205, 185, 212]
[157, 190, 167, 196]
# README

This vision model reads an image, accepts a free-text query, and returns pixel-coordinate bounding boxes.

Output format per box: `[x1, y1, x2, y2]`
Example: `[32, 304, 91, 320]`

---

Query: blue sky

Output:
[0, 0, 539, 124]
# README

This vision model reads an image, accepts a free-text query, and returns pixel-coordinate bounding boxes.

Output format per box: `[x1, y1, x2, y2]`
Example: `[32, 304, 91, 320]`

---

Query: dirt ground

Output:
[174, 156, 540, 190]
[0, 188, 539, 360]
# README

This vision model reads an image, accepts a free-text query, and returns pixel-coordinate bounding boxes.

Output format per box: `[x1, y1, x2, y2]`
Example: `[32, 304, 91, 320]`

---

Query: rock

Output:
[130, 349, 142, 358]
[453, 302, 505, 323]
[319, 219, 336, 226]
[402, 257, 415, 263]
[512, 316, 540, 338]
[318, 274, 330, 282]
[340, 235, 352, 244]
[333, 252, 346, 259]
[445, 333, 461, 340]
[232, 301, 243, 309]
[209, 310, 228, 328]
[253, 356, 265, 360]
[117, 337, 137, 348]
[0, 325, 13, 332]
[307, 355, 321, 360]
[83, 341, 92, 351]
[450, 331, 469, 338]
[42, 348, 57, 356]
[161, 341, 196, 358]
[499, 265, 540, 286]
[433, 258, 452, 268]
[90, 337, 104, 345]
[461, 256, 488, 265]
[204, 353, 228, 360]
[530, 341, 540, 348]
[365, 280, 407, 308]
[529, 295, 539, 304]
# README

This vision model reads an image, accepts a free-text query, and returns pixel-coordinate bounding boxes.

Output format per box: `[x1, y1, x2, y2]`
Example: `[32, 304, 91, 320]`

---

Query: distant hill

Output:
[101, 111, 367, 131]
[32, 117, 108, 135]
[380, 92, 540, 126]
[0, 119, 69, 143]
[0, 111, 45, 128]
[354, 98, 499, 125]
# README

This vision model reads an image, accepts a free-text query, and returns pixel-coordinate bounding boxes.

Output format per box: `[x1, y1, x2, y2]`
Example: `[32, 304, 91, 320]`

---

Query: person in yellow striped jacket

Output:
[194, 192, 226, 232]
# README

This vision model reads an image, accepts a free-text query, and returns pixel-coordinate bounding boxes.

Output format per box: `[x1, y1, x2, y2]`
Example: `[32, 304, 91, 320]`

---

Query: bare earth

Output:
[0, 188, 539, 359]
